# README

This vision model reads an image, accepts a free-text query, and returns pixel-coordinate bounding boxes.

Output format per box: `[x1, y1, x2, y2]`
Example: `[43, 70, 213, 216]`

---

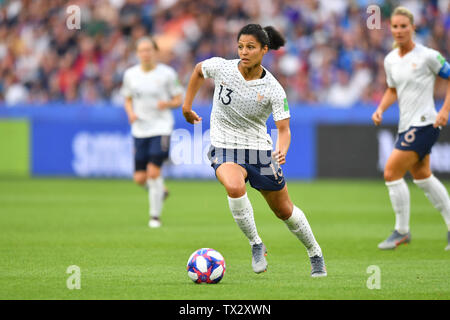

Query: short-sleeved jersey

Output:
[201, 57, 290, 150]
[384, 43, 446, 133]
[121, 64, 183, 138]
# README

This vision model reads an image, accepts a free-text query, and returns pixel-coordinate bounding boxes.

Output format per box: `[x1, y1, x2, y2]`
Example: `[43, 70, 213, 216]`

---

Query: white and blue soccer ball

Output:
[186, 248, 226, 284]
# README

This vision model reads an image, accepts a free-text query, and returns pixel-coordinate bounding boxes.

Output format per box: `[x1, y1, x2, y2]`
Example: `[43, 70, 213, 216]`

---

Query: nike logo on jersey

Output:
[401, 142, 410, 147]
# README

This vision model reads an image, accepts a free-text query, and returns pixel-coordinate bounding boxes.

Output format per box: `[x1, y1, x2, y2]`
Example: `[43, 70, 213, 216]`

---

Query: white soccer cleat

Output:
[149, 218, 161, 228]
[251, 243, 268, 273]
[310, 255, 327, 277]
[378, 230, 411, 250]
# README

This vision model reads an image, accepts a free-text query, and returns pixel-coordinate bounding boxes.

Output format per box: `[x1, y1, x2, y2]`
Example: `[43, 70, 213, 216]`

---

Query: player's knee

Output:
[147, 165, 161, 180]
[274, 210, 289, 220]
[411, 169, 431, 181]
[384, 169, 400, 182]
[272, 202, 293, 221]
[133, 173, 147, 186]
[411, 166, 432, 180]
[147, 171, 160, 180]
[225, 184, 246, 198]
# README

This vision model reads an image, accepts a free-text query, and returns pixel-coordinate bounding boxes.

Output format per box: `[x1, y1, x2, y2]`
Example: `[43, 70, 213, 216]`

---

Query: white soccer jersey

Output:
[384, 43, 446, 133]
[202, 57, 290, 150]
[121, 64, 183, 138]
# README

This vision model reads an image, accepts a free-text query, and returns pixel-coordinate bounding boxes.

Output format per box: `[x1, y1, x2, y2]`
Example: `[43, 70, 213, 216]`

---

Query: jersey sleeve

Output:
[166, 67, 184, 97]
[384, 57, 395, 88]
[271, 83, 290, 122]
[425, 48, 447, 75]
[201, 57, 226, 79]
[120, 70, 132, 98]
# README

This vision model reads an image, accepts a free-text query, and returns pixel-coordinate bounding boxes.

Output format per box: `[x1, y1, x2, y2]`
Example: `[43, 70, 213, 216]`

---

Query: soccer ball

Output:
[186, 248, 226, 284]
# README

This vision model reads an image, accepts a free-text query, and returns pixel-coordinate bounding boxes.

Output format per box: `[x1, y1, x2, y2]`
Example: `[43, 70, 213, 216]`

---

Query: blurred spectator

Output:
[0, 0, 449, 107]
[4, 73, 28, 106]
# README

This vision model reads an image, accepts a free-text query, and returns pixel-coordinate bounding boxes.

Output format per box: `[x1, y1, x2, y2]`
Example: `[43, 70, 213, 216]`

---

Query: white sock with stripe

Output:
[284, 206, 322, 257]
[385, 178, 410, 235]
[228, 193, 262, 246]
[414, 175, 450, 231]
[147, 176, 164, 219]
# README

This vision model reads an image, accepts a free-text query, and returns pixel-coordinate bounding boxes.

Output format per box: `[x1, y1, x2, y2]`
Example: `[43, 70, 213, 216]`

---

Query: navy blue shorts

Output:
[207, 146, 285, 191]
[134, 135, 170, 171]
[395, 125, 440, 160]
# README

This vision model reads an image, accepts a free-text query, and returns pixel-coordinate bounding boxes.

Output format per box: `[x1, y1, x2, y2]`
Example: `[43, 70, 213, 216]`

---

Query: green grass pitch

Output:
[1, 178, 449, 300]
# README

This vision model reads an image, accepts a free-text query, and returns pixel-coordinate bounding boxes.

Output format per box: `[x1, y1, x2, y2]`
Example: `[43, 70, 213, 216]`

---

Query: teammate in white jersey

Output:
[182, 24, 327, 277]
[121, 37, 183, 228]
[371, 7, 450, 250]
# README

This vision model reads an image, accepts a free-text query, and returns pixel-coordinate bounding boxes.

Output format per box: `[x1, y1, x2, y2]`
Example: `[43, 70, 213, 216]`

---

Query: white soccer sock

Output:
[414, 175, 450, 231]
[385, 178, 410, 235]
[284, 206, 322, 257]
[147, 176, 164, 219]
[227, 193, 262, 246]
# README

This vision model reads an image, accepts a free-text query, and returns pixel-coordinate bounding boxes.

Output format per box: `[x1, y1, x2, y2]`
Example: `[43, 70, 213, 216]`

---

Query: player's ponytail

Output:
[263, 26, 285, 50]
[237, 24, 285, 51]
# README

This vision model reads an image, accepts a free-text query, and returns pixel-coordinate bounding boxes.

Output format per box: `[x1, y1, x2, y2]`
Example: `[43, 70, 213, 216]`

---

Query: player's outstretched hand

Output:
[372, 109, 383, 126]
[182, 108, 202, 124]
[434, 108, 449, 128]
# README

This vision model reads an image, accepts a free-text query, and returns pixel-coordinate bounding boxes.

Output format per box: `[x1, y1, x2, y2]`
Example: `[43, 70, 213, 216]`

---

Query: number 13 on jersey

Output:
[218, 84, 233, 105]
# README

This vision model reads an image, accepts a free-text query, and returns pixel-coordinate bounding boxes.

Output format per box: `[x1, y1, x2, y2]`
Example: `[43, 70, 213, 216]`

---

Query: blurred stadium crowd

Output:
[0, 0, 449, 107]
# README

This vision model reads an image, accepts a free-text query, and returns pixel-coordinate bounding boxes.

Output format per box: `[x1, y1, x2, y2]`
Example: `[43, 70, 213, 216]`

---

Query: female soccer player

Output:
[122, 37, 183, 228]
[182, 24, 327, 277]
[372, 7, 450, 250]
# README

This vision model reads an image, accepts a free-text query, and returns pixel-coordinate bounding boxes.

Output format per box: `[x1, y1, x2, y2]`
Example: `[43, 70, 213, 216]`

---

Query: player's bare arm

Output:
[372, 87, 397, 126]
[124, 96, 138, 124]
[182, 62, 204, 124]
[274, 118, 291, 165]
[434, 79, 450, 128]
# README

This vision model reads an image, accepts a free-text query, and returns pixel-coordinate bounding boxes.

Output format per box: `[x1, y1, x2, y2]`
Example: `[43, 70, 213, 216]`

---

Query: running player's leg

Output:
[411, 155, 450, 247]
[260, 186, 326, 277]
[379, 149, 417, 249]
[260, 186, 323, 258]
[133, 164, 168, 227]
[138, 164, 168, 197]
[147, 136, 169, 228]
[147, 163, 164, 227]
[216, 162, 248, 198]
[216, 163, 263, 245]
[134, 137, 149, 187]
[134, 171, 147, 187]
[216, 163, 266, 273]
